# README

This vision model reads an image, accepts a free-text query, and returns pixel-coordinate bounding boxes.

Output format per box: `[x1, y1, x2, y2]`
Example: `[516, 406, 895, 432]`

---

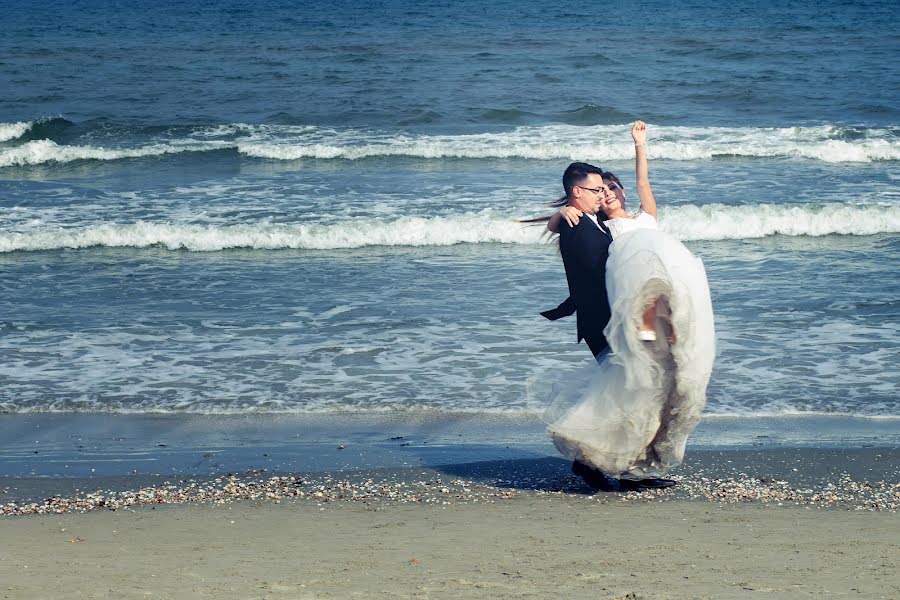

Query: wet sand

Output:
[3, 447, 899, 515]
[2, 412, 898, 481]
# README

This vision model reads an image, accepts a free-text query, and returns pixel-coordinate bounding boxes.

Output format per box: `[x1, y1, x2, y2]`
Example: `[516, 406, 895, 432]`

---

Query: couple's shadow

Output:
[428, 454, 599, 495]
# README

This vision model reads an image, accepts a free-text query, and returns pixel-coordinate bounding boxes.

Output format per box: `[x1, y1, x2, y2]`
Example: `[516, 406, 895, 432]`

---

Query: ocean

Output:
[1, 0, 898, 424]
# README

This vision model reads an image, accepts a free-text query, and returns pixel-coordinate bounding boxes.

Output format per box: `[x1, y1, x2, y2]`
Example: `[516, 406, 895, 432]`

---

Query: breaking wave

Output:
[234, 124, 900, 162]
[2, 203, 897, 252]
[0, 139, 227, 167]
[1, 121, 898, 167]
[0, 121, 33, 143]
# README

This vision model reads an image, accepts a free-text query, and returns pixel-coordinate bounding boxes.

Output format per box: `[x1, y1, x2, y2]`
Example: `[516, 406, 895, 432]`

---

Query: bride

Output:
[544, 121, 715, 488]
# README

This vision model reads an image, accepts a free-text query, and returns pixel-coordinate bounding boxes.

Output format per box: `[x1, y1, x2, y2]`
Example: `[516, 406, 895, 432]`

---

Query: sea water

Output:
[1, 0, 898, 422]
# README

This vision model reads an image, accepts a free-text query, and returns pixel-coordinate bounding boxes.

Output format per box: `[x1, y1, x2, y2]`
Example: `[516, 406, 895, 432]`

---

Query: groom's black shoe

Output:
[571, 461, 621, 492]
[612, 478, 676, 492]
[633, 478, 677, 490]
[572, 462, 677, 493]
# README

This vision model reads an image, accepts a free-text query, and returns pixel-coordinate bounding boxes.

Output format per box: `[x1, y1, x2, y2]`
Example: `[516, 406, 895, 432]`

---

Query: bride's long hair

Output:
[520, 169, 623, 225]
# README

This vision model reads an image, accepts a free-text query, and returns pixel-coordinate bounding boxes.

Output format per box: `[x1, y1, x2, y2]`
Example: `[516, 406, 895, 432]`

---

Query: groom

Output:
[553, 162, 675, 493]
[555, 162, 613, 358]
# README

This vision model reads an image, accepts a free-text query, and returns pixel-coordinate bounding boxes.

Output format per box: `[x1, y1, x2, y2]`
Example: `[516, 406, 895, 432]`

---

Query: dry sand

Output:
[2, 496, 898, 600]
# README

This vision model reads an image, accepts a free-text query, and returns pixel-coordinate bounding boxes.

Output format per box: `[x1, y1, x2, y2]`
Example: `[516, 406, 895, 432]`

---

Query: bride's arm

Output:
[547, 206, 583, 233]
[632, 120, 657, 218]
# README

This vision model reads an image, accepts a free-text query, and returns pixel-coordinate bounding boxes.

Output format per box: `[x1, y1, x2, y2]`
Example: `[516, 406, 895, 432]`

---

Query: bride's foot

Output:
[641, 302, 657, 341]
[638, 329, 657, 342]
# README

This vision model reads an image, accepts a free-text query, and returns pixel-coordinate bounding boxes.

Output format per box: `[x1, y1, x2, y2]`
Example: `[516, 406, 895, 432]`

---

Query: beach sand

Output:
[1, 496, 898, 600]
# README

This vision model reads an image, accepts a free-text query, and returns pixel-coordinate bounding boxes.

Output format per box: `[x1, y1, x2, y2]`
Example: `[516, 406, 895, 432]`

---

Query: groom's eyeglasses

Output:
[576, 186, 604, 195]
[577, 184, 620, 195]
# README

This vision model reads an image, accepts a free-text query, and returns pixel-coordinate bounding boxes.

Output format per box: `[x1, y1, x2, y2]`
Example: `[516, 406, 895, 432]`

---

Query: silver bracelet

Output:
[634, 143, 645, 147]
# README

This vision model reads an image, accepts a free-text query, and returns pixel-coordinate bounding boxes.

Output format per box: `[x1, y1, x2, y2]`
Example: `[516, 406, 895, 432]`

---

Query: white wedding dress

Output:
[545, 216, 715, 479]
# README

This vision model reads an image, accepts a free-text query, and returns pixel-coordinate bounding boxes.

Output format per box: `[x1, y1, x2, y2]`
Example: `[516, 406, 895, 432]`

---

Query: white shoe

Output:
[638, 329, 657, 341]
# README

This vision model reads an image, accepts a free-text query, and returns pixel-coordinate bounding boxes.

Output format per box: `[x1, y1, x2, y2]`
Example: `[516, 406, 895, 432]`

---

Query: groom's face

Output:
[570, 173, 604, 215]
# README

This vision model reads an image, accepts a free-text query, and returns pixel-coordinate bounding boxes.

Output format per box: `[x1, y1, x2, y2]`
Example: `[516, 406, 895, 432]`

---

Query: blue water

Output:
[3, 0, 899, 127]
[1, 0, 898, 418]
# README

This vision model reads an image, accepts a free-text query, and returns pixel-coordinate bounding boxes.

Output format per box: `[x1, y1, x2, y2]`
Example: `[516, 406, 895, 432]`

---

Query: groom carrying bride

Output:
[548, 160, 678, 493]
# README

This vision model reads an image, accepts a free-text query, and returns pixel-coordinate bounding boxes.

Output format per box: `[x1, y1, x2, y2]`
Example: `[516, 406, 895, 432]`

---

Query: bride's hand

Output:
[559, 206, 583, 227]
[632, 120, 647, 145]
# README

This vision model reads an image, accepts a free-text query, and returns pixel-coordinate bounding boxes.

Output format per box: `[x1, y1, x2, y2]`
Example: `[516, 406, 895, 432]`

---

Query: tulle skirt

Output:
[545, 228, 715, 479]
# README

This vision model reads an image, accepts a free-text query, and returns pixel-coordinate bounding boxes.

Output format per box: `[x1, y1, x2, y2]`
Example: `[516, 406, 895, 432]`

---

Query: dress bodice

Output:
[605, 211, 657, 239]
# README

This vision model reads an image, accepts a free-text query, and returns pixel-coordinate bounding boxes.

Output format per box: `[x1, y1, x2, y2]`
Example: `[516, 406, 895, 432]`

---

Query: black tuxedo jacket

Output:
[557, 215, 612, 351]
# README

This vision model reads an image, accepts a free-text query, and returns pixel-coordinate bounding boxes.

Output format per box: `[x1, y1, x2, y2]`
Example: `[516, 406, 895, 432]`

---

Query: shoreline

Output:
[2, 412, 898, 479]
[2, 412, 897, 513]
[3, 446, 897, 514]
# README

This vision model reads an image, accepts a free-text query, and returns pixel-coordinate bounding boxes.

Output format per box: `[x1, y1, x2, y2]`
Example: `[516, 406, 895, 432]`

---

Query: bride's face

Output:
[605, 179, 626, 206]
[598, 179, 625, 215]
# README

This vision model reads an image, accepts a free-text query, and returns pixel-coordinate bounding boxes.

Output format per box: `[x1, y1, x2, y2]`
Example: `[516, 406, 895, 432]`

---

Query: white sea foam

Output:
[0, 139, 225, 167]
[2, 123, 898, 166]
[662, 203, 900, 240]
[1, 203, 897, 252]
[236, 124, 900, 163]
[0, 121, 33, 142]
[0, 213, 537, 252]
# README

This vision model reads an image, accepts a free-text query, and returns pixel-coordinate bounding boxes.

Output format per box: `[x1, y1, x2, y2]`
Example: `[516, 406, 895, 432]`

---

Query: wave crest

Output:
[0, 214, 537, 252]
[0, 121, 33, 143]
[0, 139, 230, 167]
[1, 203, 897, 253]
[236, 124, 900, 162]
[2, 121, 898, 167]
[664, 203, 900, 240]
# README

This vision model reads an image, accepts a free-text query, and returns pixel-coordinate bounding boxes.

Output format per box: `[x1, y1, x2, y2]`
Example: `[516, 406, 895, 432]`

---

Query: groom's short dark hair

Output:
[563, 162, 604, 197]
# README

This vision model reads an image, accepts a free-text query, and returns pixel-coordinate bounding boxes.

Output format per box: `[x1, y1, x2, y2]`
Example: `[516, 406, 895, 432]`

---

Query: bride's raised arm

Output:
[632, 120, 657, 218]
